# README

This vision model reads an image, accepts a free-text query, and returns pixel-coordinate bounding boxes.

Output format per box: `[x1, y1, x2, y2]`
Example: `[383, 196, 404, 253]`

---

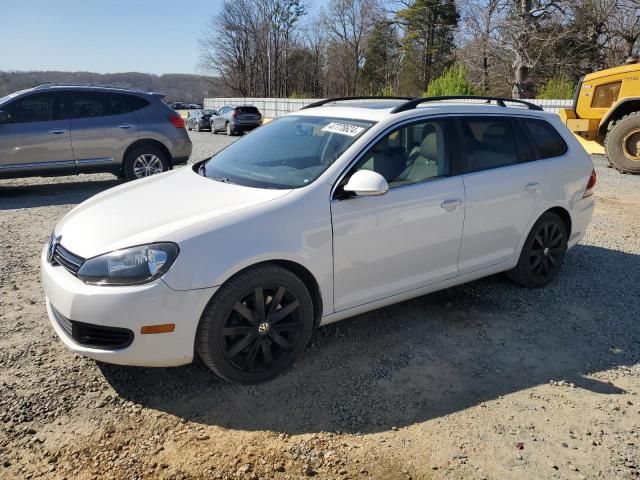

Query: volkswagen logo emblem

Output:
[258, 322, 270, 335]
[47, 234, 61, 263]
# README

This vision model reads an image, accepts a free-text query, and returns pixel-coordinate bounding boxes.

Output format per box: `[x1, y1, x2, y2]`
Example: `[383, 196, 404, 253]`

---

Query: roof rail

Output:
[301, 96, 415, 110]
[390, 96, 543, 113]
[33, 83, 148, 93]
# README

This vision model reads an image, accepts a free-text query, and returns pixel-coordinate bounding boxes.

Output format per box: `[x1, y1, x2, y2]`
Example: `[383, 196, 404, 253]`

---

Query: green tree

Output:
[425, 65, 475, 96]
[536, 75, 575, 99]
[361, 20, 399, 95]
[396, 0, 459, 96]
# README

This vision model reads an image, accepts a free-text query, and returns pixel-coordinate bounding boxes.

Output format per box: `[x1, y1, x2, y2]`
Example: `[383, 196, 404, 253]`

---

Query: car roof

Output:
[288, 101, 555, 123]
[26, 84, 158, 97]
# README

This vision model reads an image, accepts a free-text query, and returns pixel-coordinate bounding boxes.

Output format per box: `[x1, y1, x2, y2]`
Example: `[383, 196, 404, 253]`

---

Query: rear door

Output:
[69, 91, 141, 170]
[0, 91, 75, 176]
[457, 115, 545, 274]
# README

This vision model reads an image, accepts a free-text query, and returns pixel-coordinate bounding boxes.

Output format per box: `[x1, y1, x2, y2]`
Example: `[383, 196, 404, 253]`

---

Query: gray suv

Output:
[211, 105, 262, 136]
[0, 85, 192, 180]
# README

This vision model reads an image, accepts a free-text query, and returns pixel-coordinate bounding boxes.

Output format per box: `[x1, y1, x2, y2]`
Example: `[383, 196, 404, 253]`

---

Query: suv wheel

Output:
[196, 264, 314, 383]
[123, 146, 169, 181]
[507, 212, 567, 288]
[226, 123, 234, 136]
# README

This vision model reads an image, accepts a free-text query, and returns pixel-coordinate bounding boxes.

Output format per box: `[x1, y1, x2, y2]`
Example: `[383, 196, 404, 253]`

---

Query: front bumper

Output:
[41, 245, 216, 367]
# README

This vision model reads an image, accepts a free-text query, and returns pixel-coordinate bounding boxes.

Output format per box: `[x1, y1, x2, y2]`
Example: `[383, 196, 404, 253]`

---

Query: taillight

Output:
[168, 114, 185, 129]
[232, 110, 238, 118]
[583, 168, 596, 198]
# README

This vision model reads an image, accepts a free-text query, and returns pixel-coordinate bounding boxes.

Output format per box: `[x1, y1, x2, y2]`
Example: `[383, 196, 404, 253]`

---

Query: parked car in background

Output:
[0, 85, 191, 180]
[186, 109, 217, 132]
[42, 96, 594, 384]
[171, 102, 187, 110]
[189, 103, 203, 110]
[211, 105, 262, 136]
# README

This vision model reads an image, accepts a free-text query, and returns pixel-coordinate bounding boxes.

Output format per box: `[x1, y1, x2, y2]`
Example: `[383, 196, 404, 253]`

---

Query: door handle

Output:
[118, 124, 132, 129]
[441, 199, 462, 211]
[49, 129, 67, 134]
[525, 182, 540, 192]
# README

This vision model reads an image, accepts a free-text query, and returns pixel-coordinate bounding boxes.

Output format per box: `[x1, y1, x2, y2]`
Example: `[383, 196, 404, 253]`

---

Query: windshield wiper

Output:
[209, 175, 234, 184]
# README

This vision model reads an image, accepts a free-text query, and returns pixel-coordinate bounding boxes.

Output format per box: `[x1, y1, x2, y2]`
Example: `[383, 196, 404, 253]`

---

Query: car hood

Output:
[55, 168, 292, 258]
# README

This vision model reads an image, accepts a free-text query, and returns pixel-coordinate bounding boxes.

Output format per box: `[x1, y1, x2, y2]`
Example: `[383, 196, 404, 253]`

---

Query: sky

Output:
[0, 0, 323, 76]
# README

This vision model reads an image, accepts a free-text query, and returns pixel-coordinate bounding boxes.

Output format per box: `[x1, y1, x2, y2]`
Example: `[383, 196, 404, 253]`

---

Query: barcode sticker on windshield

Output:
[321, 122, 365, 137]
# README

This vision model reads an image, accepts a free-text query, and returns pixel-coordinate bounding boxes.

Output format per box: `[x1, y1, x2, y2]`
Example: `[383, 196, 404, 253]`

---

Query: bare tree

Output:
[322, 0, 380, 95]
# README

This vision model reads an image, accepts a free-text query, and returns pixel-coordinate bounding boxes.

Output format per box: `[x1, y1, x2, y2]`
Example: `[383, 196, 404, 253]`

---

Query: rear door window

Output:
[459, 117, 519, 173]
[520, 118, 568, 159]
[71, 92, 147, 118]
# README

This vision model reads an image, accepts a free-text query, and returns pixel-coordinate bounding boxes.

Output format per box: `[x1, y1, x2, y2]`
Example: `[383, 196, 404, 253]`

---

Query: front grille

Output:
[51, 305, 134, 350]
[51, 243, 85, 276]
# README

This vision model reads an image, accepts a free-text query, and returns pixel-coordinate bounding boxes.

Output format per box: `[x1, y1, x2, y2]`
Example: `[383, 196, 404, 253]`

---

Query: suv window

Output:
[237, 106, 260, 114]
[354, 119, 450, 187]
[460, 117, 519, 173]
[3, 93, 60, 123]
[70, 92, 148, 118]
[520, 118, 568, 159]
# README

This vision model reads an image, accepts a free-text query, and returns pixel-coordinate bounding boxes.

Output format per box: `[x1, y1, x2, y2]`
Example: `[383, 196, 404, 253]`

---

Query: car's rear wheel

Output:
[123, 146, 169, 181]
[226, 123, 234, 136]
[196, 264, 314, 383]
[507, 212, 567, 288]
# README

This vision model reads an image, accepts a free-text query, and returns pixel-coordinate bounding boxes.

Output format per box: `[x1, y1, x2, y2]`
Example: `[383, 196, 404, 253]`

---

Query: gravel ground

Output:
[1, 131, 639, 480]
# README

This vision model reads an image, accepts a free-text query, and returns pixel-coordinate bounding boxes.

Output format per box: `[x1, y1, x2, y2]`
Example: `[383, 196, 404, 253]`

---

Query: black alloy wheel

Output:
[507, 212, 567, 288]
[222, 285, 305, 373]
[196, 264, 314, 383]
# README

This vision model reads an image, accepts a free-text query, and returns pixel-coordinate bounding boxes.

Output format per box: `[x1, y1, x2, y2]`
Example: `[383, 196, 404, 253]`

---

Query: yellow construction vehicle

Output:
[560, 60, 640, 173]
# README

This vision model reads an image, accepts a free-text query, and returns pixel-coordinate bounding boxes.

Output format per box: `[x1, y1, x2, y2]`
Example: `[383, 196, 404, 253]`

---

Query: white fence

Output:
[204, 97, 572, 118]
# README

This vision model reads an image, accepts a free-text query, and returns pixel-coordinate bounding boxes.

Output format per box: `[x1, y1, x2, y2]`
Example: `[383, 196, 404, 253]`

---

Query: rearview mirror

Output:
[343, 170, 388, 196]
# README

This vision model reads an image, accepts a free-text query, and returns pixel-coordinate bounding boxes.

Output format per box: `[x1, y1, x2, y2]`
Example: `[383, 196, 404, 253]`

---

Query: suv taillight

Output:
[168, 113, 185, 129]
[232, 110, 238, 118]
[583, 168, 596, 198]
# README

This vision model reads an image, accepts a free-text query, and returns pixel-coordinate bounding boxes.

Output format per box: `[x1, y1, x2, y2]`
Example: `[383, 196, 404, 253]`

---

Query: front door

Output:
[0, 92, 75, 176]
[331, 118, 465, 312]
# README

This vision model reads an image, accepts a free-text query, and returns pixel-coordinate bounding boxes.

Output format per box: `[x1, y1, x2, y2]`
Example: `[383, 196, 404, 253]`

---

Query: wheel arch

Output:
[213, 259, 324, 328]
[123, 139, 173, 169]
[599, 98, 640, 137]
[545, 206, 572, 238]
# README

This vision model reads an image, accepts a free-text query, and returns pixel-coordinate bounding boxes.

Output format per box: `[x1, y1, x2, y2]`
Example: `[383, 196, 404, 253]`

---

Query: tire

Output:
[123, 145, 169, 181]
[196, 263, 314, 383]
[226, 122, 234, 136]
[506, 212, 567, 288]
[211, 123, 217, 134]
[604, 112, 640, 174]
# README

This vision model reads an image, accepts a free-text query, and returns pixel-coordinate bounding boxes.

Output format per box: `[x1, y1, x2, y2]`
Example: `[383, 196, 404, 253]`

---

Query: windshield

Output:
[200, 115, 374, 189]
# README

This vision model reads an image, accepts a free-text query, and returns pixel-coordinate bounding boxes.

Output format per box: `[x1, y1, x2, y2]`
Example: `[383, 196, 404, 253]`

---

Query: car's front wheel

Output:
[507, 212, 567, 288]
[123, 146, 169, 181]
[196, 264, 314, 383]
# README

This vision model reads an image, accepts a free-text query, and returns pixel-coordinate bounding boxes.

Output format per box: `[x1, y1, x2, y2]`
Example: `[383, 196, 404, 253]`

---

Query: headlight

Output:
[77, 243, 179, 286]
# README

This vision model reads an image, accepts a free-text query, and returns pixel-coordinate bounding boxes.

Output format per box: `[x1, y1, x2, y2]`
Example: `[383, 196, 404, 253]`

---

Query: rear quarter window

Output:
[520, 118, 568, 159]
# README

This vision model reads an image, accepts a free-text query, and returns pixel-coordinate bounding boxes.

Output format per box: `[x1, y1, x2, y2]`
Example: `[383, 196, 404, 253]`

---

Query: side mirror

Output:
[0, 110, 8, 124]
[343, 170, 389, 196]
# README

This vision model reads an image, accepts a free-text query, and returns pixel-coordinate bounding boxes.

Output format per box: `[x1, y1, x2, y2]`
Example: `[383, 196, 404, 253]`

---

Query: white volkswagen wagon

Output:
[41, 96, 595, 383]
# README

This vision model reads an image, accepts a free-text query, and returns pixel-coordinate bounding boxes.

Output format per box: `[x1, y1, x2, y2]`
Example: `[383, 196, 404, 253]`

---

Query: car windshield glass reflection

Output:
[201, 115, 374, 189]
